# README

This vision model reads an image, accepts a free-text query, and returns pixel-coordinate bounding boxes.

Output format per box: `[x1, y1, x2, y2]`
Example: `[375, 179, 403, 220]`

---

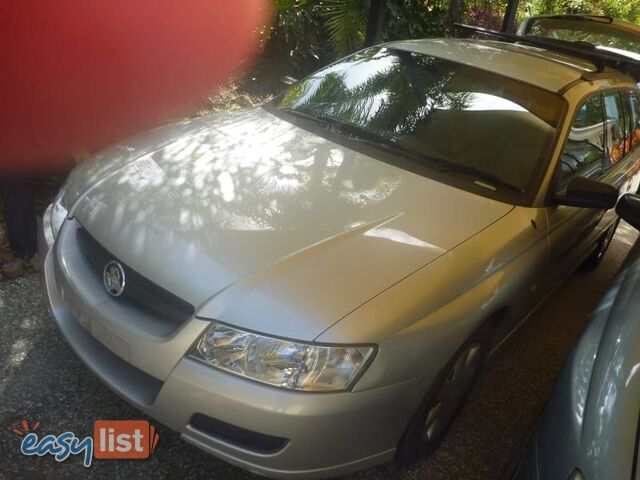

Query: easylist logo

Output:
[15, 419, 159, 467]
[94, 420, 159, 459]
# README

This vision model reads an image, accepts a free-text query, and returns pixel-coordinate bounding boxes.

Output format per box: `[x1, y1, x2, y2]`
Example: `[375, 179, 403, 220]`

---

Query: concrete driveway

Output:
[0, 222, 637, 480]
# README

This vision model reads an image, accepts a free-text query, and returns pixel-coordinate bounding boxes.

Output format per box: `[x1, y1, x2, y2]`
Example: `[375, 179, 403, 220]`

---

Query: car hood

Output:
[70, 108, 513, 340]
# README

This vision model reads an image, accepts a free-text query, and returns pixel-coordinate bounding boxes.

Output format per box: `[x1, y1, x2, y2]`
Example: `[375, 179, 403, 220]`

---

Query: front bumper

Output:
[39, 216, 423, 479]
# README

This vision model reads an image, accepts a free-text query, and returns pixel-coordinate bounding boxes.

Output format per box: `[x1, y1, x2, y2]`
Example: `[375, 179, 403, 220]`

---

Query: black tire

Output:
[582, 217, 619, 270]
[395, 319, 496, 466]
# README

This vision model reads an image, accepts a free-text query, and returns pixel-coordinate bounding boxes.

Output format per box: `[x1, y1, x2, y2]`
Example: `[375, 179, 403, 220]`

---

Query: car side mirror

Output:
[616, 194, 640, 230]
[553, 177, 618, 209]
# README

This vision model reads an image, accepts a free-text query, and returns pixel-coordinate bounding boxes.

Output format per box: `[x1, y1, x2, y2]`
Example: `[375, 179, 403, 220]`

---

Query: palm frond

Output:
[321, 0, 367, 55]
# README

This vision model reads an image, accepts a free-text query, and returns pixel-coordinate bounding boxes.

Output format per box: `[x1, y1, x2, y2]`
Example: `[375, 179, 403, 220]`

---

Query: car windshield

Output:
[523, 16, 640, 57]
[271, 46, 564, 195]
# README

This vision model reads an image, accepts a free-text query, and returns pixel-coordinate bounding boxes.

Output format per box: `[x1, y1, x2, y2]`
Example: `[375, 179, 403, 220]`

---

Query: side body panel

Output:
[319, 206, 550, 391]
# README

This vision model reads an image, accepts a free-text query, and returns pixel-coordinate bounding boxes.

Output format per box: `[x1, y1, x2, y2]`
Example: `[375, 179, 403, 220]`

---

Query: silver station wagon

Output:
[40, 29, 640, 478]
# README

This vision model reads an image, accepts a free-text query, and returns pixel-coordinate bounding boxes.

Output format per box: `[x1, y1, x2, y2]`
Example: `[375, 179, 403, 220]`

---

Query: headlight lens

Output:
[192, 323, 375, 392]
[568, 470, 584, 480]
[50, 185, 68, 239]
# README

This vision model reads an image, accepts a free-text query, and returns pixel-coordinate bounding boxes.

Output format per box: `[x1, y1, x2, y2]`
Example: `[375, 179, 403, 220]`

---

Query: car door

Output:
[601, 90, 640, 211]
[622, 89, 640, 193]
[545, 92, 611, 279]
[546, 90, 640, 281]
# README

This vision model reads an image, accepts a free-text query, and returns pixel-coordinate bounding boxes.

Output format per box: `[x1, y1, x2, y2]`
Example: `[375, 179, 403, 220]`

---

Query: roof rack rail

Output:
[454, 23, 640, 81]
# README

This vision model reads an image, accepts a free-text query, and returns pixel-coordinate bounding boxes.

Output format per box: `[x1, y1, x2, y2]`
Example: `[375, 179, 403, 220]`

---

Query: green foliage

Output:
[243, 0, 334, 96]
[318, 0, 455, 53]
[520, 0, 640, 23]
[241, 0, 640, 100]
[385, 0, 450, 40]
[247, 0, 454, 95]
[464, 0, 509, 30]
[322, 0, 367, 55]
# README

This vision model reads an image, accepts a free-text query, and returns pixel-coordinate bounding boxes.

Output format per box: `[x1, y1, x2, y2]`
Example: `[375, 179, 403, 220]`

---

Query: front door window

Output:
[557, 94, 606, 190]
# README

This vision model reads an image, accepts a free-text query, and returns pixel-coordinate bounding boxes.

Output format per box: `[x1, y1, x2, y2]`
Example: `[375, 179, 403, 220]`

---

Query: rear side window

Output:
[604, 91, 627, 164]
[624, 91, 640, 151]
[557, 94, 606, 189]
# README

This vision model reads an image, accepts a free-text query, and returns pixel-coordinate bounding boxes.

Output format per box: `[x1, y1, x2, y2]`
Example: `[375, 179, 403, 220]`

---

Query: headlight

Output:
[191, 323, 375, 392]
[567, 470, 584, 480]
[49, 185, 68, 239]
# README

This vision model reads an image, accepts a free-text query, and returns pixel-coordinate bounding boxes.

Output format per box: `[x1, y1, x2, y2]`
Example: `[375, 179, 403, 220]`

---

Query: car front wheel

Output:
[396, 320, 494, 466]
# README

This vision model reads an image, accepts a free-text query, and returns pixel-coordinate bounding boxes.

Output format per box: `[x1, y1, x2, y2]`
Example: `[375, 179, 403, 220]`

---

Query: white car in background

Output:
[518, 14, 640, 59]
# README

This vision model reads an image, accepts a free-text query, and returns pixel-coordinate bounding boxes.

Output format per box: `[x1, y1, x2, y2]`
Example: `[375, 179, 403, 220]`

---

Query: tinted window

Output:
[605, 92, 627, 164]
[557, 94, 606, 189]
[273, 47, 564, 195]
[624, 91, 640, 151]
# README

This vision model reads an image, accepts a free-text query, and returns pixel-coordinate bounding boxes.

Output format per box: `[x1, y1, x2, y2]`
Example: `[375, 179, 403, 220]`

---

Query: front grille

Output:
[64, 307, 164, 406]
[76, 227, 194, 324]
[189, 413, 289, 454]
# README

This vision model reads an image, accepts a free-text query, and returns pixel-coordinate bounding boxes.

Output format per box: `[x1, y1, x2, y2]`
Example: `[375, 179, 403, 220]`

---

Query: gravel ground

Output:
[0, 222, 637, 480]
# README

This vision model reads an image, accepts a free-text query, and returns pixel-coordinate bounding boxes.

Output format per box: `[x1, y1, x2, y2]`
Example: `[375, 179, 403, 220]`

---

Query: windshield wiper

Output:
[339, 130, 526, 195]
[280, 108, 389, 144]
[280, 108, 412, 153]
[279, 108, 331, 127]
[430, 161, 525, 194]
[280, 108, 524, 194]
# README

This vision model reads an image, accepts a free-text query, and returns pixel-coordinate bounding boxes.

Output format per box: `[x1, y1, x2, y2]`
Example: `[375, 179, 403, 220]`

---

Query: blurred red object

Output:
[0, 0, 270, 172]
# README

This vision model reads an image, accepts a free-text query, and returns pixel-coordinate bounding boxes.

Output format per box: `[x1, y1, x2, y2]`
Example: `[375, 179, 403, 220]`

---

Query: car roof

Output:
[387, 37, 609, 93]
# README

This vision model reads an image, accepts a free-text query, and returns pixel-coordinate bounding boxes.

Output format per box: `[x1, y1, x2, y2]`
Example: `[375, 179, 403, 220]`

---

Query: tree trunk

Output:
[501, 0, 520, 33]
[448, 0, 463, 28]
[364, 0, 386, 47]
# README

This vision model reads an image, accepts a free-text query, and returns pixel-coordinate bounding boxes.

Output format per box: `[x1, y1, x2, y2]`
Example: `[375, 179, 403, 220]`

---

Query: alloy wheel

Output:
[422, 343, 482, 442]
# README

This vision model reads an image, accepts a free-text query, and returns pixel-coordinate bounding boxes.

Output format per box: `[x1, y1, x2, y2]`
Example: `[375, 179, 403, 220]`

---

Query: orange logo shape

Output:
[94, 420, 159, 459]
[12, 419, 41, 436]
